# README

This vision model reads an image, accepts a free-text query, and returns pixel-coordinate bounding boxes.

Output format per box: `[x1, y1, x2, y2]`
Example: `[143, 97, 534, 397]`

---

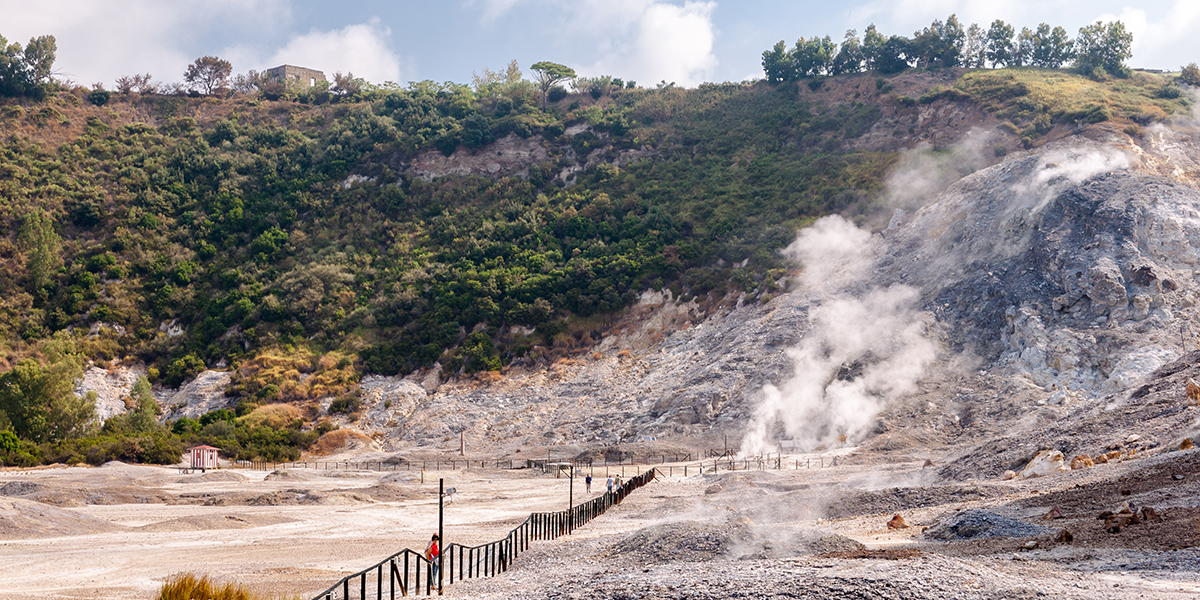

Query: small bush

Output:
[328, 394, 362, 415]
[1033, 113, 1053, 134]
[547, 86, 568, 103]
[996, 121, 1020, 135]
[895, 95, 916, 107]
[1160, 84, 1183, 99]
[88, 89, 111, 106]
[1180, 63, 1200, 87]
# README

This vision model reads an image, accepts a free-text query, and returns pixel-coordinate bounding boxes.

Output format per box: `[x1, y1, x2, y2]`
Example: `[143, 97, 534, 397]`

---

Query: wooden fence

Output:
[309, 468, 657, 599]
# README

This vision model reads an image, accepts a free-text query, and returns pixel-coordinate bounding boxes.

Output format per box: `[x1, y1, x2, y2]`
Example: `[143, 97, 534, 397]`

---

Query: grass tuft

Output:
[158, 572, 300, 600]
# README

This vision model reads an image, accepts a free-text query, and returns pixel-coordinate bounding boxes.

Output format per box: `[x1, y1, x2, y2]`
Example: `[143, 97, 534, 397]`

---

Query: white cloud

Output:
[1100, 2, 1200, 69]
[471, 0, 529, 22]
[0, 0, 288, 87]
[565, 0, 719, 87]
[247, 18, 404, 84]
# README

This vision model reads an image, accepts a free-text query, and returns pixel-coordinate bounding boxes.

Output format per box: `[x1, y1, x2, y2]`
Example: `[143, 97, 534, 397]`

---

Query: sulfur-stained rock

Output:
[1018, 450, 1068, 478]
[1070, 454, 1094, 470]
[1181, 438, 1195, 450]
[1187, 379, 1200, 404]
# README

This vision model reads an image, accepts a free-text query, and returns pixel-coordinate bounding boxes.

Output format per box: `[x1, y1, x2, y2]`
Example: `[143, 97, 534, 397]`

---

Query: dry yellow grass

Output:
[311, 429, 373, 455]
[955, 68, 1185, 127]
[158, 573, 300, 600]
[240, 404, 303, 429]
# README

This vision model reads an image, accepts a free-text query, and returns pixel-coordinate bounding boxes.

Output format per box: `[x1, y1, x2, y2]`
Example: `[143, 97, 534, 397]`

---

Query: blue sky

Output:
[2, 1, 1197, 89]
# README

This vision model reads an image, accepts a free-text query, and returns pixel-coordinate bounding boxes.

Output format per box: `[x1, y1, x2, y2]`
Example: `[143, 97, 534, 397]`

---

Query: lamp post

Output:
[438, 478, 444, 595]
[568, 461, 574, 534]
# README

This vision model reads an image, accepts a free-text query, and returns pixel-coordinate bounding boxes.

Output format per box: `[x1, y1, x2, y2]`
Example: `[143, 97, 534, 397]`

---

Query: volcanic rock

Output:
[1018, 450, 1068, 478]
[887, 514, 910, 529]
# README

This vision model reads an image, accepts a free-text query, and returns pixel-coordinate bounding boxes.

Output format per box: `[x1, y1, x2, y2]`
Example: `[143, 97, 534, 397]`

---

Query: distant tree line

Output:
[763, 17, 1134, 81]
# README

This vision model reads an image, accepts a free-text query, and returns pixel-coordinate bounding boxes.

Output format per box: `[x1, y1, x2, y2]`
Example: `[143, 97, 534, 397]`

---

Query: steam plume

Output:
[740, 216, 936, 456]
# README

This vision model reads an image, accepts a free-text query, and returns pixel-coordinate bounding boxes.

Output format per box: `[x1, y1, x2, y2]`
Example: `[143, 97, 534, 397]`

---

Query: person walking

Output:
[424, 533, 440, 591]
[585, 474, 592, 493]
[606, 476, 614, 493]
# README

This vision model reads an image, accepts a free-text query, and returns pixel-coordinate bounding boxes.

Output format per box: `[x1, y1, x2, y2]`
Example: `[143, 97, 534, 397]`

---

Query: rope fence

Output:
[310, 468, 658, 599]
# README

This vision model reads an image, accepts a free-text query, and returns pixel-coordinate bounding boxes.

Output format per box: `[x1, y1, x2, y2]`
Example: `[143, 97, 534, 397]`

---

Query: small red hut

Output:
[189, 445, 220, 472]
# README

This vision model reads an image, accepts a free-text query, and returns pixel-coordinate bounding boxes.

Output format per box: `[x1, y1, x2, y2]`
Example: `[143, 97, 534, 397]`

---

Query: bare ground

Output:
[3, 444, 1200, 599]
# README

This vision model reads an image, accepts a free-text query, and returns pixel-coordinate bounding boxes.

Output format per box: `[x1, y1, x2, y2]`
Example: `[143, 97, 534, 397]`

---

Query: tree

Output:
[985, 20, 1015, 67]
[792, 36, 837, 77]
[1031, 24, 1073, 68]
[762, 40, 795, 82]
[1013, 27, 1035, 67]
[1180, 63, 1200, 87]
[963, 23, 987, 68]
[0, 34, 55, 97]
[1073, 20, 1133, 77]
[18, 208, 62, 296]
[184, 55, 232, 95]
[115, 73, 155, 94]
[530, 61, 575, 109]
[832, 30, 864, 75]
[876, 36, 912, 74]
[22, 35, 55, 84]
[331, 72, 365, 99]
[0, 333, 93, 443]
[103, 376, 158, 434]
[862, 24, 886, 71]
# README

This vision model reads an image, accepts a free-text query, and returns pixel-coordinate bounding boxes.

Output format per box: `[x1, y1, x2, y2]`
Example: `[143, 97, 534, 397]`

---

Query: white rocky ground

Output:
[4, 445, 1200, 599]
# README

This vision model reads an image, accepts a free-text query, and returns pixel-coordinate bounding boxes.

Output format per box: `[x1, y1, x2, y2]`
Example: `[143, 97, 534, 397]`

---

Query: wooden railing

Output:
[310, 468, 657, 599]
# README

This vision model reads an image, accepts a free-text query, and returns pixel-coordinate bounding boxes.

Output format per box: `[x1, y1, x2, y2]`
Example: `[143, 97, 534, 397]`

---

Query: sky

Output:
[1, 0, 1197, 90]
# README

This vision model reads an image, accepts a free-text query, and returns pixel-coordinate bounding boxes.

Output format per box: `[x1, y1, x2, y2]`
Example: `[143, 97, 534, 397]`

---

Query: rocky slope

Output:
[82, 115, 1200, 473]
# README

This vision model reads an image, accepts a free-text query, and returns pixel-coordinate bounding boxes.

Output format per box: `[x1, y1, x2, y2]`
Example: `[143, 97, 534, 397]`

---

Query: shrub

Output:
[547, 86, 568, 103]
[163, 354, 206, 388]
[88, 89, 111, 106]
[328, 394, 362, 415]
[1181, 63, 1200, 87]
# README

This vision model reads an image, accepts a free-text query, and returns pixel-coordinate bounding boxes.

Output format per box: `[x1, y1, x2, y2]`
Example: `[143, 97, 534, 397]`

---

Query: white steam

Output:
[884, 128, 996, 212]
[740, 216, 937, 456]
[1014, 147, 1131, 214]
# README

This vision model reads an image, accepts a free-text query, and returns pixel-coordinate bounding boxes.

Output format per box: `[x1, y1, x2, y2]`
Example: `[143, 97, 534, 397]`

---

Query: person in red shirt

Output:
[425, 533, 440, 590]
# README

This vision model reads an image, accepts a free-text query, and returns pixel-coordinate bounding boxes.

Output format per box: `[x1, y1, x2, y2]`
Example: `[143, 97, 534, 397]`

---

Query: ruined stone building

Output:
[266, 65, 326, 88]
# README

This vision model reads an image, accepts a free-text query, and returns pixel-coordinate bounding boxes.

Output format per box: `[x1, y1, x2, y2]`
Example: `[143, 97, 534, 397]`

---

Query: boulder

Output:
[1181, 438, 1194, 450]
[1069, 454, 1093, 470]
[887, 514, 909, 529]
[1055, 529, 1074, 543]
[1188, 378, 1200, 404]
[1018, 450, 1068, 478]
[1002, 470, 1017, 480]
[1042, 506, 1064, 520]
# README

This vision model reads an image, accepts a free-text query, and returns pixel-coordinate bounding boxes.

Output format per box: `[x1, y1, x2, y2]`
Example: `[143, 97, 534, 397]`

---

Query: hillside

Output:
[0, 66, 1192, 463]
